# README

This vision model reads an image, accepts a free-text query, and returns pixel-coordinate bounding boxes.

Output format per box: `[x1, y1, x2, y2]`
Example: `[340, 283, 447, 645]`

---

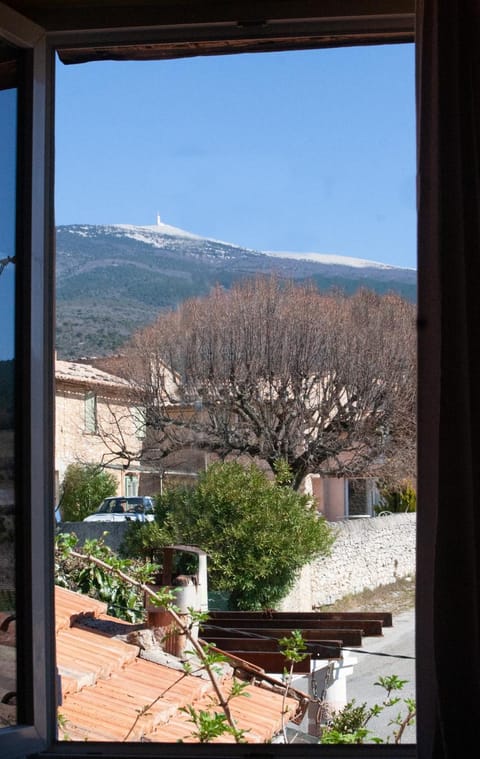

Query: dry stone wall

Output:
[278, 513, 416, 612]
[59, 512, 416, 613]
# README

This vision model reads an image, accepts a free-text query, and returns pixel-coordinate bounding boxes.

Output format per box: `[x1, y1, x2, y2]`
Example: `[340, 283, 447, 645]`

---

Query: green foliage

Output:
[54, 533, 249, 743]
[119, 520, 172, 562]
[183, 641, 229, 675]
[320, 673, 416, 744]
[321, 700, 372, 744]
[57, 712, 72, 741]
[59, 463, 117, 521]
[178, 670, 249, 743]
[375, 482, 416, 514]
[278, 629, 308, 664]
[143, 460, 335, 610]
[54, 530, 414, 745]
[273, 458, 295, 487]
[55, 532, 159, 622]
[179, 705, 247, 743]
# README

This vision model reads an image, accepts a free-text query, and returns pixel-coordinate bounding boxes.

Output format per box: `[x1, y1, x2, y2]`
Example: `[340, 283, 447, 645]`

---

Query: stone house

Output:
[55, 359, 379, 522]
[55, 356, 383, 520]
[303, 473, 381, 521]
[55, 358, 151, 502]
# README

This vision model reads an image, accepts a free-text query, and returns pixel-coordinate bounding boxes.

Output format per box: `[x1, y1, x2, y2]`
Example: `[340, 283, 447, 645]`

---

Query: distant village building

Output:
[55, 358, 151, 502]
[303, 473, 380, 521]
[55, 357, 381, 519]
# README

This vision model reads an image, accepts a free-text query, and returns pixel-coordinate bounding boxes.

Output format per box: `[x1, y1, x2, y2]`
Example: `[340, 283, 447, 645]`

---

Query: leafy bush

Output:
[125, 460, 335, 610]
[375, 482, 416, 514]
[55, 532, 159, 622]
[58, 463, 117, 521]
[320, 674, 416, 744]
[120, 520, 173, 562]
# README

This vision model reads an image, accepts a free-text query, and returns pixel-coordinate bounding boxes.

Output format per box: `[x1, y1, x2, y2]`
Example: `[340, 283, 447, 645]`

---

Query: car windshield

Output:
[96, 497, 151, 514]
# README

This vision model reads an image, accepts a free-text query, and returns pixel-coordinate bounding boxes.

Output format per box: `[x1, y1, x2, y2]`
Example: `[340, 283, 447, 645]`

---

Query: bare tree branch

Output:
[113, 277, 416, 490]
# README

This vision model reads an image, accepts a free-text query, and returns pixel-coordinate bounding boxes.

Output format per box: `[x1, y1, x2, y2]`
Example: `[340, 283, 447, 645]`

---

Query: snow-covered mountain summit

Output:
[264, 249, 415, 271]
[110, 218, 414, 272]
[55, 220, 417, 359]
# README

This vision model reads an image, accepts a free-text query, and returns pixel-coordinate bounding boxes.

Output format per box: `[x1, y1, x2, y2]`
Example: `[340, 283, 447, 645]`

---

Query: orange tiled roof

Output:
[55, 585, 304, 743]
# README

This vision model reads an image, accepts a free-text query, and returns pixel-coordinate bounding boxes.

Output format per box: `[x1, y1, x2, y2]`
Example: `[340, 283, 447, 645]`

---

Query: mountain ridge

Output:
[55, 223, 417, 360]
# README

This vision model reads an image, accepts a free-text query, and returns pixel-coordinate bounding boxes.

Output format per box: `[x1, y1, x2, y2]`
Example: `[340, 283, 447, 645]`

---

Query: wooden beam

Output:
[220, 650, 312, 673]
[203, 617, 384, 635]
[201, 626, 364, 646]
[202, 636, 343, 659]
[208, 610, 393, 626]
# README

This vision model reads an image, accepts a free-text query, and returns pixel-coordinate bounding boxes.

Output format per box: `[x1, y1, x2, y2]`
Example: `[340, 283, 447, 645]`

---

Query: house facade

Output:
[54, 358, 154, 502]
[54, 356, 382, 520]
[303, 474, 380, 521]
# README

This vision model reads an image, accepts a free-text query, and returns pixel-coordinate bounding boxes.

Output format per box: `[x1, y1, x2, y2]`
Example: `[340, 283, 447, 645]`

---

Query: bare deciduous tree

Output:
[113, 277, 416, 490]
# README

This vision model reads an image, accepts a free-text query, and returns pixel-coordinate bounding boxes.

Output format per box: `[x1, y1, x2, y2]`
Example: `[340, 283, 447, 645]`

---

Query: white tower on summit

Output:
[156, 212, 161, 226]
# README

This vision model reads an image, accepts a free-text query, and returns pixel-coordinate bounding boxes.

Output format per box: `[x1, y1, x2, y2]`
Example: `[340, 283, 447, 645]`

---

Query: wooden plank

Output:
[208, 610, 393, 627]
[203, 636, 342, 659]
[220, 650, 312, 673]
[200, 626, 363, 647]
[203, 617, 383, 635]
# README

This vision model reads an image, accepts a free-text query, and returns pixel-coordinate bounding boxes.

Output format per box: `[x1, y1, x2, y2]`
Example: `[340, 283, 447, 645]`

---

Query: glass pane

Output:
[0, 47, 17, 730]
[55, 45, 416, 745]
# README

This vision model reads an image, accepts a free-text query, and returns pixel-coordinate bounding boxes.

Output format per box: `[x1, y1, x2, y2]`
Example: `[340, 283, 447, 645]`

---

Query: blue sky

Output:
[0, 87, 17, 361]
[54, 43, 416, 270]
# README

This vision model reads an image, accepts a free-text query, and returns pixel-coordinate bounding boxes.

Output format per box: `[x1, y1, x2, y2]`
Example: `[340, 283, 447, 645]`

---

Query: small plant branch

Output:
[66, 546, 238, 735]
[278, 629, 309, 742]
[123, 669, 190, 741]
[393, 704, 416, 744]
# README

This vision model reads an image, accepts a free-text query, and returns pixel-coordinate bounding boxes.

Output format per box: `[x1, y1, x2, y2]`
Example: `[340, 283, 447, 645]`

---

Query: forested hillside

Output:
[55, 224, 417, 359]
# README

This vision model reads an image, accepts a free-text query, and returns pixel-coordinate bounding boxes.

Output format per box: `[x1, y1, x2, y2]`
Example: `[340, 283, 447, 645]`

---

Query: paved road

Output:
[344, 609, 416, 744]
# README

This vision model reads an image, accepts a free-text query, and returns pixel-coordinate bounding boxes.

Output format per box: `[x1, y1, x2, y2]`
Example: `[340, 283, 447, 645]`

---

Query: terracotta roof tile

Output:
[55, 585, 303, 743]
[55, 359, 131, 389]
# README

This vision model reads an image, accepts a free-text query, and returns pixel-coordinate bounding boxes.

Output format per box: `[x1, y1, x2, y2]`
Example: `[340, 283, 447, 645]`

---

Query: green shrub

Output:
[59, 463, 117, 521]
[55, 532, 158, 622]
[120, 520, 173, 562]
[375, 482, 416, 514]
[125, 460, 335, 610]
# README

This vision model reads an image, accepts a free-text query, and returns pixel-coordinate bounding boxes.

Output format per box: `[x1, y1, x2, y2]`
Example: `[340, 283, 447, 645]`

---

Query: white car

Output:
[83, 496, 155, 522]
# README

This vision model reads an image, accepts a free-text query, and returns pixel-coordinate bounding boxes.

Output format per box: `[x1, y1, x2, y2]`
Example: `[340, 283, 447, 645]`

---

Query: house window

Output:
[84, 391, 97, 434]
[6, 3, 474, 759]
[124, 473, 139, 497]
[133, 405, 146, 439]
[347, 479, 380, 517]
[53, 39, 417, 747]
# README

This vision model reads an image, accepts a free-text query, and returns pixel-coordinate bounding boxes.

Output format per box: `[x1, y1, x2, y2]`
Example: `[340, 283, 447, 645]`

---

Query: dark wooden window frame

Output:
[0, 3, 419, 758]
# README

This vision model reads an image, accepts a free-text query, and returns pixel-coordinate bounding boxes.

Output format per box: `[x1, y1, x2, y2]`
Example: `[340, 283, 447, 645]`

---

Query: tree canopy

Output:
[113, 277, 416, 490]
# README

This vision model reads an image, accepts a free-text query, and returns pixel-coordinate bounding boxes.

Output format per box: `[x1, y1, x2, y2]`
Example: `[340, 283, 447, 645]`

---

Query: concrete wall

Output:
[58, 521, 133, 554]
[278, 512, 416, 611]
[60, 513, 416, 612]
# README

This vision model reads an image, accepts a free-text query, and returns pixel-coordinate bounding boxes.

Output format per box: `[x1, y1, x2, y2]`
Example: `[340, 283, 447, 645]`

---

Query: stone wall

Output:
[278, 513, 416, 611]
[59, 512, 416, 612]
